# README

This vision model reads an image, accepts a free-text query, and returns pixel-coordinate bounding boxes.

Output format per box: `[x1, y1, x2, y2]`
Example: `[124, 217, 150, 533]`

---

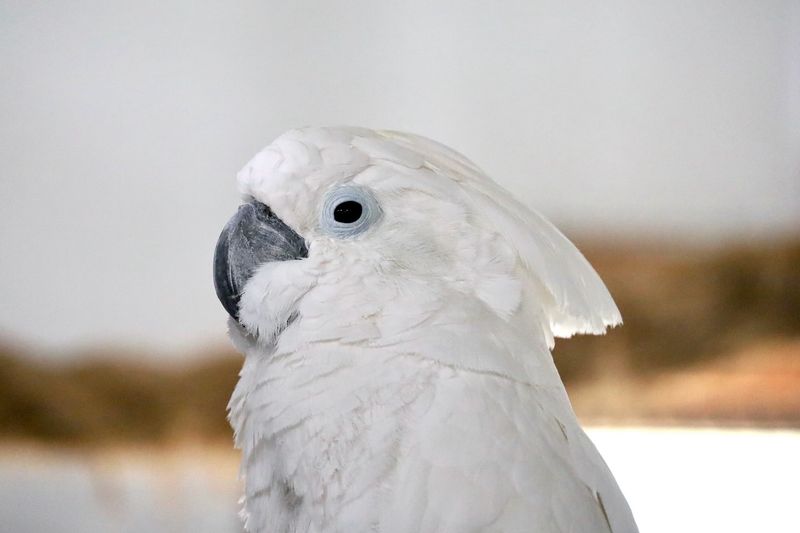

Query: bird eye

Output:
[333, 201, 363, 223]
[321, 186, 381, 238]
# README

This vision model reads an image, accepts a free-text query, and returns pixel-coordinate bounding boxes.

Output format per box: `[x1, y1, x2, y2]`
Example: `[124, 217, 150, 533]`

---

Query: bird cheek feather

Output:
[237, 261, 317, 345]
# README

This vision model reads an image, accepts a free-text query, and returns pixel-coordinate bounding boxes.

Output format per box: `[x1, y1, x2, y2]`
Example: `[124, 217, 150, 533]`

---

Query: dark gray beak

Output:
[213, 200, 308, 320]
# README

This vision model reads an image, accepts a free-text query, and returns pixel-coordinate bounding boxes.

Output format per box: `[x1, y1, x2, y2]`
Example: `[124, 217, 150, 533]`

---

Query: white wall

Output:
[1, 1, 798, 353]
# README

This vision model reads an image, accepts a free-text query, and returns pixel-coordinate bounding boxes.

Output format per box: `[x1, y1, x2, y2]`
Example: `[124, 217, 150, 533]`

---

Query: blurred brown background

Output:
[2, 240, 798, 449]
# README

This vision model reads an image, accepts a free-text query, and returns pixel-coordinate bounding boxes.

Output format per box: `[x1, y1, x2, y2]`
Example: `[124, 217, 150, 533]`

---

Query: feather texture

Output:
[227, 127, 637, 532]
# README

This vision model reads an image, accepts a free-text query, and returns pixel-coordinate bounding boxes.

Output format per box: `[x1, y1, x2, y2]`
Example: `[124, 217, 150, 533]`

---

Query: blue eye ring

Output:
[320, 186, 382, 238]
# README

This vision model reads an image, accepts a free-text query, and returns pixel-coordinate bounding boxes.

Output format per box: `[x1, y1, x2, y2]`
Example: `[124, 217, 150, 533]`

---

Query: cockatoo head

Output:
[214, 127, 620, 355]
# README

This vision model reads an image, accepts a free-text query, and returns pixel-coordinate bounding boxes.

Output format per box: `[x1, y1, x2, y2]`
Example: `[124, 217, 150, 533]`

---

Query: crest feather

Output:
[379, 130, 622, 338]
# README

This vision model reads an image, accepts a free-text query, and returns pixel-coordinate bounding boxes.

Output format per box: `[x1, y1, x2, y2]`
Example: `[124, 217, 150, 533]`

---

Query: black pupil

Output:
[333, 201, 363, 223]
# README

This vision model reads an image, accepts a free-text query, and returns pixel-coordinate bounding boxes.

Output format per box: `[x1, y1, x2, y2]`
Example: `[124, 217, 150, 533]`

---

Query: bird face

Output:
[213, 180, 402, 338]
[214, 128, 518, 347]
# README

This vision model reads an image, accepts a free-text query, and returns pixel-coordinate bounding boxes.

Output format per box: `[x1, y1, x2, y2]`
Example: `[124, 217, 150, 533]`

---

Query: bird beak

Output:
[213, 200, 308, 320]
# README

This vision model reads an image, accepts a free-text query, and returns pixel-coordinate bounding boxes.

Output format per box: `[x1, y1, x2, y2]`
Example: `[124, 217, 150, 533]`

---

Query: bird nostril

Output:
[252, 200, 273, 219]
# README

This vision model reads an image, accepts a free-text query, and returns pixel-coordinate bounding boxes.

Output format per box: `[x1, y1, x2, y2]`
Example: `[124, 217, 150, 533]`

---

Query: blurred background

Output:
[1, 1, 798, 532]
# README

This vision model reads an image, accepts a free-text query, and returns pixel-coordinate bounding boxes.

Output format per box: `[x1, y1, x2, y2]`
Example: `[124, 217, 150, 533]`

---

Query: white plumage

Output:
[225, 126, 637, 532]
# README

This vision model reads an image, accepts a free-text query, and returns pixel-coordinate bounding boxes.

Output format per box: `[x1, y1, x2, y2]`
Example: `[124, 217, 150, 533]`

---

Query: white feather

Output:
[228, 127, 637, 532]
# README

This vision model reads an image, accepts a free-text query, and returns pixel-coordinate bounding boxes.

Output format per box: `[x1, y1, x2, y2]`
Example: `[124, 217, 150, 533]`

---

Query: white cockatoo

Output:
[213, 127, 638, 533]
